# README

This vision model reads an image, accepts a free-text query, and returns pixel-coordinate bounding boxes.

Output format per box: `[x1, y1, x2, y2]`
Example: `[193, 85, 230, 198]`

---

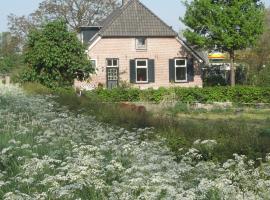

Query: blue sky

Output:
[0, 0, 269, 33]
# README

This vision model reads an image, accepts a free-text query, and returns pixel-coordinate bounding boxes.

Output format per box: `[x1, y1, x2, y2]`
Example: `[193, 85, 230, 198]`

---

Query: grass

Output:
[2, 84, 270, 199]
[165, 102, 270, 120]
[22, 82, 53, 95]
[54, 94, 270, 162]
[21, 83, 270, 163]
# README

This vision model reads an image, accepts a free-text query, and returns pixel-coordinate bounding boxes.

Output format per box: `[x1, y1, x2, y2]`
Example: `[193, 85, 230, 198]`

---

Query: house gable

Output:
[85, 0, 204, 63]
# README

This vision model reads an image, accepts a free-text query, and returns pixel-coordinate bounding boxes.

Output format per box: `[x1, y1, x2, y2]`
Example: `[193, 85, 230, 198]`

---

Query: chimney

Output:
[122, 0, 129, 6]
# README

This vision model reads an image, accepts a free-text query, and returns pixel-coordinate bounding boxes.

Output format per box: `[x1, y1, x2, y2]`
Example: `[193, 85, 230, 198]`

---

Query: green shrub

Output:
[259, 129, 270, 137]
[90, 87, 141, 102]
[0, 56, 14, 74]
[22, 20, 92, 89]
[169, 102, 190, 114]
[87, 86, 270, 104]
[139, 87, 172, 103]
[254, 65, 270, 87]
[22, 82, 73, 96]
[22, 82, 53, 95]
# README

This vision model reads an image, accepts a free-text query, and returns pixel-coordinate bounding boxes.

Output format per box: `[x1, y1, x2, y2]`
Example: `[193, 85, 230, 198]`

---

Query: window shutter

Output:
[130, 59, 136, 83]
[169, 59, 175, 83]
[187, 58, 194, 82]
[148, 59, 155, 83]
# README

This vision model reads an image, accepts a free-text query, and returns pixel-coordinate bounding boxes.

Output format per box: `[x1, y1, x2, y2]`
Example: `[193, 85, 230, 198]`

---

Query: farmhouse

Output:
[76, 0, 204, 90]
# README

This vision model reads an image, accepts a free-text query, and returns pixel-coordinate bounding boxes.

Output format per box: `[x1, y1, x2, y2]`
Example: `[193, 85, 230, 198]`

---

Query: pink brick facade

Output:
[79, 37, 202, 90]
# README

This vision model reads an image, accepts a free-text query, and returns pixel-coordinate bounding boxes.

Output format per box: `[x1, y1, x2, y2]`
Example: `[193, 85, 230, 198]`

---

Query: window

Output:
[175, 59, 187, 82]
[136, 59, 148, 83]
[136, 37, 147, 50]
[107, 58, 118, 67]
[90, 59, 97, 69]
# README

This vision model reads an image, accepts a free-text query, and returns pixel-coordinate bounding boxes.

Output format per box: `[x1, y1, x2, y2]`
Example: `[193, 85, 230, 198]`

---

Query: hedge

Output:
[85, 86, 270, 104]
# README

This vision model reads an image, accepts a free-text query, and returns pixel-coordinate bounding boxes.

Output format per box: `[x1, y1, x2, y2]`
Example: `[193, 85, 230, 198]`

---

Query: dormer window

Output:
[136, 37, 147, 50]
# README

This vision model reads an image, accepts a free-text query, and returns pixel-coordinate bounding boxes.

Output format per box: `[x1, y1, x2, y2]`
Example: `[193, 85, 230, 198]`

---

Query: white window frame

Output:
[81, 32, 84, 44]
[90, 59, 97, 70]
[135, 37, 147, 50]
[136, 59, 148, 83]
[106, 58, 119, 68]
[175, 59, 187, 82]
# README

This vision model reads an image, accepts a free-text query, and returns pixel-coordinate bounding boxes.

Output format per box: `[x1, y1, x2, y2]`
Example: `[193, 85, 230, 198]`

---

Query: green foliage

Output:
[23, 19, 92, 88]
[182, 0, 265, 52]
[204, 74, 228, 87]
[204, 188, 222, 200]
[88, 87, 141, 102]
[21, 84, 270, 162]
[254, 65, 270, 87]
[56, 89, 270, 163]
[202, 67, 228, 87]
[259, 128, 270, 138]
[181, 0, 265, 85]
[3, 85, 270, 198]
[21, 82, 53, 95]
[0, 56, 15, 74]
[87, 86, 270, 104]
[0, 32, 22, 76]
[168, 102, 190, 114]
[238, 9, 270, 85]
[139, 87, 172, 103]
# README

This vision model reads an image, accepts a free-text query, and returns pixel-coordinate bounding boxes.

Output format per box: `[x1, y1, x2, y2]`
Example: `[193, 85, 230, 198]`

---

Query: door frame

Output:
[106, 67, 119, 89]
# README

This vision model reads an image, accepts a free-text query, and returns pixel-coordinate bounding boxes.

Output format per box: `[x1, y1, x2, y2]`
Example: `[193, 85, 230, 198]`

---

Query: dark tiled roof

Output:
[98, 0, 177, 37]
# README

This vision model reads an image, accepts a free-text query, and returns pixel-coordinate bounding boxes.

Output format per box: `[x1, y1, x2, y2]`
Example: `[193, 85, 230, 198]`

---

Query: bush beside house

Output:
[86, 86, 270, 104]
[21, 20, 92, 89]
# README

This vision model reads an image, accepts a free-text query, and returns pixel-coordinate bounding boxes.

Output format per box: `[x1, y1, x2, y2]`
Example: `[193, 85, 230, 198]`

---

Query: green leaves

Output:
[87, 86, 270, 104]
[182, 0, 265, 52]
[23, 19, 92, 88]
[0, 32, 22, 75]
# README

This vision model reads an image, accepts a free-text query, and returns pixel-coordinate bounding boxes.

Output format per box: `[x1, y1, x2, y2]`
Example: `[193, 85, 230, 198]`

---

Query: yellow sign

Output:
[208, 52, 226, 59]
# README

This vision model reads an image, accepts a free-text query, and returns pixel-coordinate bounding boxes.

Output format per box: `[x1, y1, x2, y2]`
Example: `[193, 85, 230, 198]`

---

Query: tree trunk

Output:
[230, 51, 235, 86]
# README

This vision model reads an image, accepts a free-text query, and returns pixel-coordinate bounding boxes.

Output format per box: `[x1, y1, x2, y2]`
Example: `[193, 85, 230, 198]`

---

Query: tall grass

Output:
[53, 90, 270, 162]
[2, 84, 270, 199]
[21, 83, 270, 162]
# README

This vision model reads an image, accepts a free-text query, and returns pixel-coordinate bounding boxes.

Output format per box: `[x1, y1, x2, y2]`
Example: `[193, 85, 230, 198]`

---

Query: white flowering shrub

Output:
[0, 85, 270, 199]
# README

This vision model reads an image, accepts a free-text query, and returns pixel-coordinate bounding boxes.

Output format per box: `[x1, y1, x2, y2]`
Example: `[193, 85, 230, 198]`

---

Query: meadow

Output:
[1, 85, 270, 199]
[48, 86, 270, 163]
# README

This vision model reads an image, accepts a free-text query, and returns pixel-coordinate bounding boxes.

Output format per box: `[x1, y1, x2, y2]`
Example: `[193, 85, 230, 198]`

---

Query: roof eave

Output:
[100, 35, 177, 38]
[176, 36, 205, 63]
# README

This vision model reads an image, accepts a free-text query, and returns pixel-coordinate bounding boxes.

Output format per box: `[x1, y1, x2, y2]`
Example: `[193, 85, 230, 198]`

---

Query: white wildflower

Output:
[1, 85, 270, 199]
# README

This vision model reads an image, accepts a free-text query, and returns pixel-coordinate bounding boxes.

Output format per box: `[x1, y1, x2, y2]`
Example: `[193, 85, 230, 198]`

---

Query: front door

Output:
[106, 67, 119, 89]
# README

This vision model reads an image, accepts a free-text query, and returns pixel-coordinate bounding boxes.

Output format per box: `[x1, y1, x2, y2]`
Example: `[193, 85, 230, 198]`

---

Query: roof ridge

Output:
[99, 0, 135, 36]
[136, 0, 177, 36]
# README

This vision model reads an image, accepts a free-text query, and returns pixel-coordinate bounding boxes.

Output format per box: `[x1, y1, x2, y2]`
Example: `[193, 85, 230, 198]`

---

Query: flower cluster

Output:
[0, 85, 270, 199]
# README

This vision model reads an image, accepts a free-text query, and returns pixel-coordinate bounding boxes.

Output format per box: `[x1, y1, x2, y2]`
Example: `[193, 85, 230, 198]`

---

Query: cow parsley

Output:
[0, 85, 270, 199]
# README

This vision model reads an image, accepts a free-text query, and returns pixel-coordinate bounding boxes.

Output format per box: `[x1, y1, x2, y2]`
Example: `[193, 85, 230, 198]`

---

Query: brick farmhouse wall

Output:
[76, 37, 202, 90]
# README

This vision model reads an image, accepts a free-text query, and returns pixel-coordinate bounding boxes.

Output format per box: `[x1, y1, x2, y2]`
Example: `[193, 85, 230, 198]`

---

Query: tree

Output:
[37, 0, 119, 31]
[235, 8, 270, 84]
[256, 65, 270, 86]
[23, 20, 92, 88]
[250, 8, 270, 68]
[0, 32, 22, 74]
[8, 0, 119, 44]
[181, 0, 265, 86]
